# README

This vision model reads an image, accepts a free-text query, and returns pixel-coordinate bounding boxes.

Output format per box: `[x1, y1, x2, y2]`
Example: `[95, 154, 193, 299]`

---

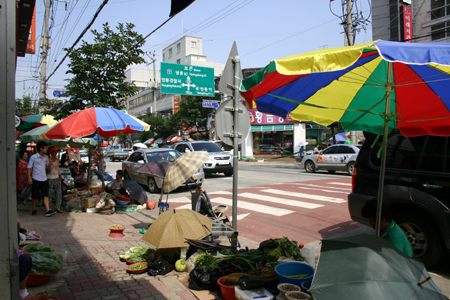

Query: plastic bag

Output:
[66, 197, 83, 212]
[186, 251, 202, 274]
[148, 256, 174, 276]
[188, 266, 227, 290]
[29, 250, 67, 275]
[21, 241, 44, 251]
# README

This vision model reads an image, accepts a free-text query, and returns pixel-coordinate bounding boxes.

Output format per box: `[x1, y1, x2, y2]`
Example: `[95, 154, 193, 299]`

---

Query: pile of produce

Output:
[120, 247, 155, 263]
[110, 224, 124, 230]
[28, 247, 65, 275]
[129, 264, 147, 270]
[248, 267, 277, 279]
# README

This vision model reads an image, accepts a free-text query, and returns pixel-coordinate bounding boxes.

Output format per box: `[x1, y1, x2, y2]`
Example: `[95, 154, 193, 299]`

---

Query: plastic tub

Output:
[109, 228, 124, 238]
[300, 279, 312, 294]
[235, 286, 273, 300]
[27, 273, 51, 286]
[116, 194, 131, 201]
[115, 199, 130, 206]
[275, 262, 315, 286]
[217, 276, 236, 300]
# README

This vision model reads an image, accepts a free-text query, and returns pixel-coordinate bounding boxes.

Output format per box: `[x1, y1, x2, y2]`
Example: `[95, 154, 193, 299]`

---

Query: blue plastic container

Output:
[275, 262, 315, 286]
[301, 279, 312, 294]
[115, 199, 130, 206]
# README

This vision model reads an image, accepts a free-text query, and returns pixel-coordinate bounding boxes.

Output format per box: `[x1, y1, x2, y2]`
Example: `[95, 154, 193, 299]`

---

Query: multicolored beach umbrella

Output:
[16, 114, 58, 131]
[240, 40, 450, 137]
[43, 107, 149, 139]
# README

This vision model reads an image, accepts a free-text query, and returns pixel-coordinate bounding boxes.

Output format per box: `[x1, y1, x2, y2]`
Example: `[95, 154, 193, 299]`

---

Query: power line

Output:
[47, 0, 108, 81]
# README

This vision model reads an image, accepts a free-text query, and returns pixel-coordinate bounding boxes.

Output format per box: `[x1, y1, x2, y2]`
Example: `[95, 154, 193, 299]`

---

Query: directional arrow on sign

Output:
[181, 76, 196, 91]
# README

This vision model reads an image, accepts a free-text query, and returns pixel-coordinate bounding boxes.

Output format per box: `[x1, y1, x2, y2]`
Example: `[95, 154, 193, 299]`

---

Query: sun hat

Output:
[48, 146, 59, 154]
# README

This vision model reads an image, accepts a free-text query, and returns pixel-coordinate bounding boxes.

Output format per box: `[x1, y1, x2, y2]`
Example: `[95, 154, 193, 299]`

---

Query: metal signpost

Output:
[160, 62, 214, 97]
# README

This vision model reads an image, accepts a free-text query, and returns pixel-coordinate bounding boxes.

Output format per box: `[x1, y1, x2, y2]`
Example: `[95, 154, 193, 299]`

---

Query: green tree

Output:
[176, 95, 217, 139]
[143, 114, 177, 141]
[15, 96, 36, 116]
[44, 23, 145, 119]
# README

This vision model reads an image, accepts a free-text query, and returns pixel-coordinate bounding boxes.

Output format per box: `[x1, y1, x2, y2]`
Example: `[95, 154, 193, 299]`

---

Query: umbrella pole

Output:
[97, 131, 105, 191]
[376, 62, 393, 236]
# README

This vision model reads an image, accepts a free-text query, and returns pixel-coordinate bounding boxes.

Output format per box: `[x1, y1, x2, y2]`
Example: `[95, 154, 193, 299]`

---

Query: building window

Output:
[431, 0, 450, 40]
[389, 0, 399, 41]
[169, 48, 172, 57]
[176, 59, 181, 64]
[163, 53, 165, 61]
[177, 43, 181, 52]
[191, 41, 197, 48]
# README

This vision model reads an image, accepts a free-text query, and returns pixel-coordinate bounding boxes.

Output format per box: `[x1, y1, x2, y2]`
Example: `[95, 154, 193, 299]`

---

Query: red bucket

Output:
[217, 276, 236, 300]
[27, 273, 51, 286]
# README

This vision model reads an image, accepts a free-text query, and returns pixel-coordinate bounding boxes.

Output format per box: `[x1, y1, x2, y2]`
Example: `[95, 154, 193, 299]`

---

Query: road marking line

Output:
[329, 182, 352, 186]
[293, 183, 350, 191]
[229, 213, 250, 221]
[175, 204, 192, 209]
[239, 192, 323, 209]
[296, 186, 349, 194]
[209, 191, 233, 195]
[211, 197, 295, 216]
[262, 189, 346, 203]
[165, 197, 191, 203]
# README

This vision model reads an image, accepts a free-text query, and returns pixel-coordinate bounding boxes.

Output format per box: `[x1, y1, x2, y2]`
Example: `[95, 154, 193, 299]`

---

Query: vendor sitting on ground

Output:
[74, 168, 87, 188]
[106, 170, 124, 194]
[361, 199, 412, 257]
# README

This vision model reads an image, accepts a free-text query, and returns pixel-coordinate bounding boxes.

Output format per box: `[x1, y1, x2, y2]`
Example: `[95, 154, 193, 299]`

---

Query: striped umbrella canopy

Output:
[240, 40, 450, 137]
[20, 124, 97, 148]
[163, 151, 208, 193]
[240, 40, 450, 236]
[43, 107, 148, 139]
[16, 114, 58, 131]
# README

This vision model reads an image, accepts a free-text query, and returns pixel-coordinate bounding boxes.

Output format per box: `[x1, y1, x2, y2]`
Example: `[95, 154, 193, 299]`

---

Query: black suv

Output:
[348, 131, 450, 267]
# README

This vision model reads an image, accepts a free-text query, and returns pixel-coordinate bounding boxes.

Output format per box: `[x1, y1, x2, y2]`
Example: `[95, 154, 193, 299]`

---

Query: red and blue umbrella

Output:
[240, 40, 450, 236]
[43, 107, 148, 139]
[240, 40, 450, 137]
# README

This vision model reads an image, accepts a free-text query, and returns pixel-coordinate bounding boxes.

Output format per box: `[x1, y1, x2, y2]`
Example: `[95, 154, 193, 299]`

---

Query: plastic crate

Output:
[115, 205, 138, 212]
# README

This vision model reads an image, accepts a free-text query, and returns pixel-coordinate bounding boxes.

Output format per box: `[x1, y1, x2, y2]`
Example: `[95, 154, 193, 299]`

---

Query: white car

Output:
[301, 144, 360, 175]
[80, 151, 89, 164]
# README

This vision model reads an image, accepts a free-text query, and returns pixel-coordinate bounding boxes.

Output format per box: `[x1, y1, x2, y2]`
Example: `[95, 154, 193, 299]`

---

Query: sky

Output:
[15, 0, 373, 101]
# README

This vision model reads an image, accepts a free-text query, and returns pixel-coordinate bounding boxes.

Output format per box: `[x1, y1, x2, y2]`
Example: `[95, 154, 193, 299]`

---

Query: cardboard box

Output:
[90, 187, 103, 194]
[82, 197, 98, 209]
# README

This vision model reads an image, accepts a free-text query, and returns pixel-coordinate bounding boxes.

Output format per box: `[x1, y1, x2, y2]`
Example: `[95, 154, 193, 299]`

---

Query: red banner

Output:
[403, 5, 413, 43]
[248, 109, 298, 125]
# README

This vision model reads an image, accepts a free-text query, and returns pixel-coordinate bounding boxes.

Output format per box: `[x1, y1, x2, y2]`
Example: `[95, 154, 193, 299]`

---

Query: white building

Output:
[124, 68, 161, 93]
[162, 36, 225, 77]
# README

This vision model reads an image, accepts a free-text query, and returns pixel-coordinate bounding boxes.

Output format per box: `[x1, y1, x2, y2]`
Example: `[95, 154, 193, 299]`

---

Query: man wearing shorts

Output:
[28, 141, 55, 217]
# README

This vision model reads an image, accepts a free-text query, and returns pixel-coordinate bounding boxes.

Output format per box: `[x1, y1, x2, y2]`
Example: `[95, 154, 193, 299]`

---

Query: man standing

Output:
[28, 141, 55, 217]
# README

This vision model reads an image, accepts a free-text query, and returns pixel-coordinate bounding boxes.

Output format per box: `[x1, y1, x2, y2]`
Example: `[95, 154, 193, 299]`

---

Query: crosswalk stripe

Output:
[293, 183, 351, 191]
[239, 192, 323, 209]
[296, 186, 349, 194]
[165, 197, 191, 203]
[209, 191, 233, 195]
[262, 189, 346, 203]
[175, 204, 192, 209]
[211, 197, 295, 216]
[329, 182, 352, 186]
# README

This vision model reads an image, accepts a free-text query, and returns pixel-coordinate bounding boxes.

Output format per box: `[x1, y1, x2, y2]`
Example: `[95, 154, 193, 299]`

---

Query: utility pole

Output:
[345, 0, 357, 144]
[153, 51, 157, 115]
[39, 0, 51, 113]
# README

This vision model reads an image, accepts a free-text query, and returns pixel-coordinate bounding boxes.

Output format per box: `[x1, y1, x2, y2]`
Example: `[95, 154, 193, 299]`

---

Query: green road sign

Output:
[161, 62, 215, 97]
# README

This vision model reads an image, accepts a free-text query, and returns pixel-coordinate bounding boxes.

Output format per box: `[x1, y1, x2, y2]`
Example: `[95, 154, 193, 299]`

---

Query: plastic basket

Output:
[217, 276, 235, 300]
[27, 273, 51, 286]
[275, 262, 315, 286]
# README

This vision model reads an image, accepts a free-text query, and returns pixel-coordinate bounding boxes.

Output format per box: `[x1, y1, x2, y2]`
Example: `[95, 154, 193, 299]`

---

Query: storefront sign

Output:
[402, 5, 413, 43]
[26, 6, 36, 54]
[248, 109, 298, 125]
[173, 95, 180, 112]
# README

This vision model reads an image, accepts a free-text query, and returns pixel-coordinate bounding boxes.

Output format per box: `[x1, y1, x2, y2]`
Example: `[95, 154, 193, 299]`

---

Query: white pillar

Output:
[241, 128, 253, 158]
[293, 123, 306, 158]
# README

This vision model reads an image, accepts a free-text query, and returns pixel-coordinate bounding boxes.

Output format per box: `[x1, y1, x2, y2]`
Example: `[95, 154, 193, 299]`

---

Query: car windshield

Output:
[192, 142, 222, 152]
[80, 153, 88, 157]
[146, 150, 180, 162]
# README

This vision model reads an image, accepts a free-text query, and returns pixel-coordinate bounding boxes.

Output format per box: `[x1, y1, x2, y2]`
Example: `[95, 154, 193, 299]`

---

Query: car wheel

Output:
[147, 177, 160, 193]
[305, 160, 315, 173]
[347, 162, 355, 175]
[394, 212, 444, 268]
[124, 171, 130, 180]
[224, 171, 233, 177]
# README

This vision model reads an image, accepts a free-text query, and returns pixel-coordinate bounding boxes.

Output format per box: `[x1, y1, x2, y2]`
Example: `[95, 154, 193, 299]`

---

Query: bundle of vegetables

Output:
[194, 253, 218, 270]
[214, 249, 266, 270]
[28, 246, 53, 253]
[30, 251, 64, 275]
[267, 237, 305, 262]
[119, 247, 155, 263]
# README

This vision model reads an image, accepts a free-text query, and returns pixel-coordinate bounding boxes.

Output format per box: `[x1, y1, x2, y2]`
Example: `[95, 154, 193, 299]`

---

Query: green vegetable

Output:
[194, 253, 218, 270]
[272, 237, 305, 262]
[28, 247, 53, 253]
[267, 247, 284, 261]
[214, 250, 266, 270]
[30, 252, 64, 275]
[128, 256, 146, 263]
[129, 264, 147, 270]
[283, 273, 309, 278]
[175, 259, 187, 272]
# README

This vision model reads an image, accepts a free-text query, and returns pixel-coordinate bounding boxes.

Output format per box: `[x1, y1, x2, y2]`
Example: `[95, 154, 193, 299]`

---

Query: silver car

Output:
[122, 148, 205, 193]
[301, 144, 360, 175]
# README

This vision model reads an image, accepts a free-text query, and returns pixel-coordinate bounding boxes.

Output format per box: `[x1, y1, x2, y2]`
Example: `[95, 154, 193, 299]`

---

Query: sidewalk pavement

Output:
[19, 204, 450, 299]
